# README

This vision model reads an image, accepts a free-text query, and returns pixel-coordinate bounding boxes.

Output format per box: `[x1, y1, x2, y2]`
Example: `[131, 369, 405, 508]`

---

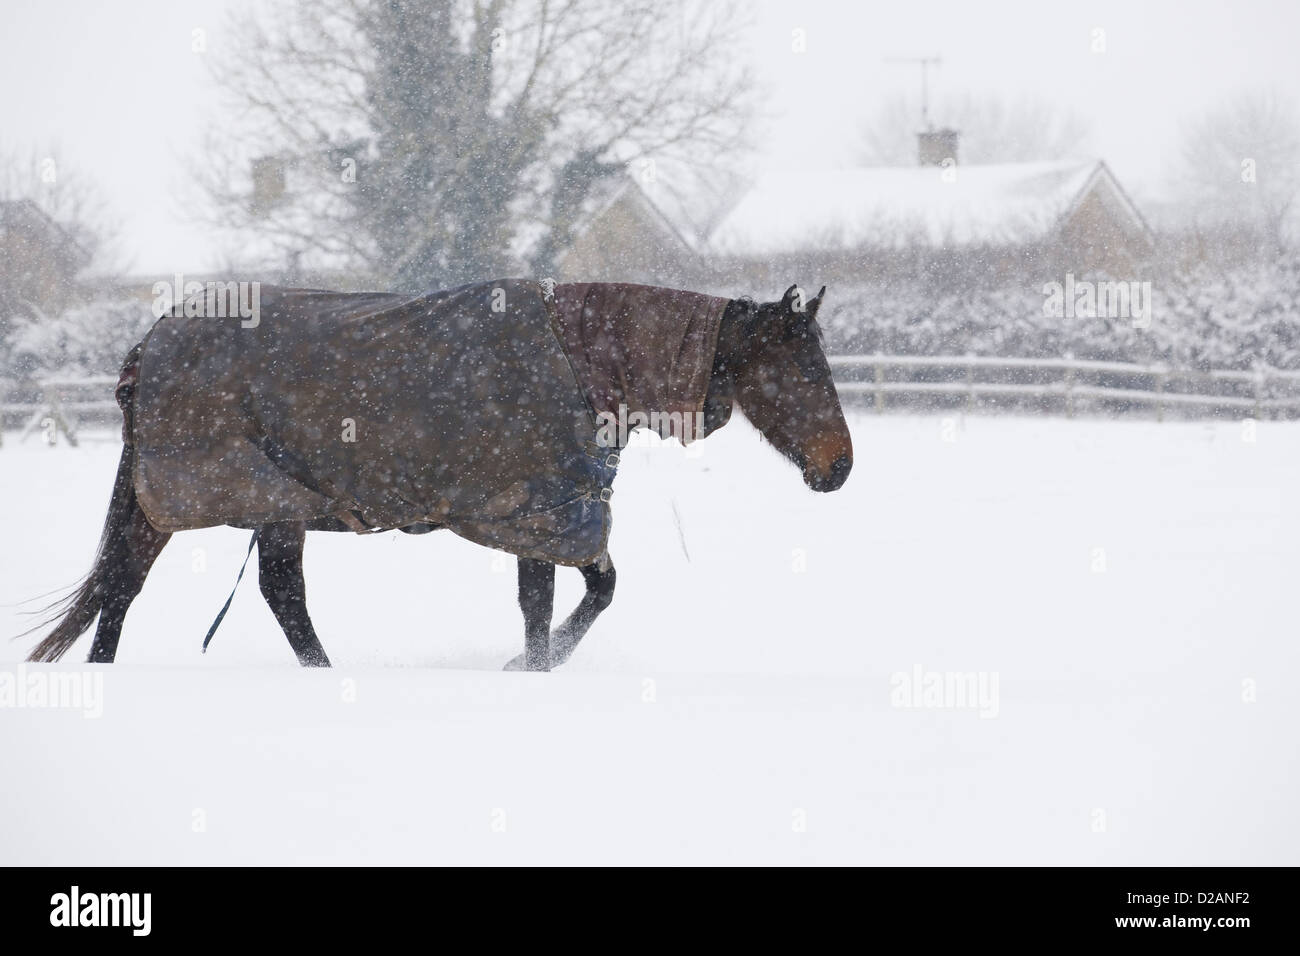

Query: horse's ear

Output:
[781, 284, 800, 313]
[807, 285, 827, 318]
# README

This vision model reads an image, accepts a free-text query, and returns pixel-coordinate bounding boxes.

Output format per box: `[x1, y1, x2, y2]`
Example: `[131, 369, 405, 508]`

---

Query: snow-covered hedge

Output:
[821, 258, 1300, 371]
[4, 260, 1300, 381]
[3, 297, 155, 379]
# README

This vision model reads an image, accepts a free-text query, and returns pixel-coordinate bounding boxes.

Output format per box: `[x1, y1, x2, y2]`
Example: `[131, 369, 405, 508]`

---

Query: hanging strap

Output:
[202, 530, 260, 654]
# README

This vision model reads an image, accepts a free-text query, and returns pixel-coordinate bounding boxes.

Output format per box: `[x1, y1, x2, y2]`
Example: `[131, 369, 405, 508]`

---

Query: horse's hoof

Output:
[503, 654, 552, 672]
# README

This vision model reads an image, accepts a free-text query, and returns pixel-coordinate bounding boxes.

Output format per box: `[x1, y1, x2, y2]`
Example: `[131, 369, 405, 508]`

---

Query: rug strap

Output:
[202, 530, 260, 654]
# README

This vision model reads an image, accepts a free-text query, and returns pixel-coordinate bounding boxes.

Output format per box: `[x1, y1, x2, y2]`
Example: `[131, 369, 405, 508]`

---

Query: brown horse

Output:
[26, 282, 851, 671]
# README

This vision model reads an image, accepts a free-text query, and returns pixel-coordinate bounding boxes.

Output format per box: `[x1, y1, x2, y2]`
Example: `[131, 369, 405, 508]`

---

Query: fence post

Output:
[965, 353, 975, 411]
[1253, 363, 1266, 422]
[874, 353, 884, 414]
[45, 387, 79, 448]
[1155, 366, 1166, 423]
[18, 383, 80, 448]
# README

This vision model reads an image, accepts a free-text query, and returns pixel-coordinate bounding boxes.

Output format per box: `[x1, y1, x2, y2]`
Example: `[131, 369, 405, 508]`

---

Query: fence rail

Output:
[0, 375, 118, 446]
[829, 354, 1300, 419]
[2, 354, 1298, 447]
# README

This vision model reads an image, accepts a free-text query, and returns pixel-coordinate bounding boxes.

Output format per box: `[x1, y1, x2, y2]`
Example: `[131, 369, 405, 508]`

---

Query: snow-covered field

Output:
[1, 412, 1297, 865]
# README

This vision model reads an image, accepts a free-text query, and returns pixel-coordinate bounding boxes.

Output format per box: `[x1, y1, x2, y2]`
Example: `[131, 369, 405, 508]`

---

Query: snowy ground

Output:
[1, 412, 1297, 865]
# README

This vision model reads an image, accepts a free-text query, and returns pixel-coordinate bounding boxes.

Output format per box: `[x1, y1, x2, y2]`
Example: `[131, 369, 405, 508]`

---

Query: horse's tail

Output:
[25, 443, 139, 662]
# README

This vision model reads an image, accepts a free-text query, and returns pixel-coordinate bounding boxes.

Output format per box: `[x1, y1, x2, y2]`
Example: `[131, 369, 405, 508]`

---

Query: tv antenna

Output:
[885, 56, 943, 130]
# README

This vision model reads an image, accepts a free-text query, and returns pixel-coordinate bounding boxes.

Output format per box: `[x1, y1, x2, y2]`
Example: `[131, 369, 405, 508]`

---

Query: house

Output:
[557, 166, 742, 289]
[0, 198, 91, 320]
[557, 132, 1154, 290]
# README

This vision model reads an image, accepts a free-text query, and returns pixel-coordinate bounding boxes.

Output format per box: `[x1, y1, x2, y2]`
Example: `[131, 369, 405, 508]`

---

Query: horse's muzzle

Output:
[805, 454, 852, 493]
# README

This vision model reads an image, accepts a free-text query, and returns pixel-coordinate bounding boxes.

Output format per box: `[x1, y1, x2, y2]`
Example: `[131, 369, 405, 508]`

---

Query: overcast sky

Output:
[4, 0, 1298, 274]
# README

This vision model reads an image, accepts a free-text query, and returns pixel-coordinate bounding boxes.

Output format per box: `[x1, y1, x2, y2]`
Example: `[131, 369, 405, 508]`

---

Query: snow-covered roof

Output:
[574, 163, 746, 256]
[650, 160, 1148, 257]
[633, 167, 746, 251]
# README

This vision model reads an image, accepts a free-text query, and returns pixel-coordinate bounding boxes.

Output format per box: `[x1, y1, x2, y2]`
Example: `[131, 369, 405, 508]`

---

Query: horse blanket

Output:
[121, 278, 728, 566]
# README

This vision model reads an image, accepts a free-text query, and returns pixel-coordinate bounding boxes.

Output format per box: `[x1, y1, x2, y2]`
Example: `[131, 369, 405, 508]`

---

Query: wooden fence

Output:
[829, 354, 1300, 420]
[3, 355, 1299, 447]
[0, 375, 118, 446]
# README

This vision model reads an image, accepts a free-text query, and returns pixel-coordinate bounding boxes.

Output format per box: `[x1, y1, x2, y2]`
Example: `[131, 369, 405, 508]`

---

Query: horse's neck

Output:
[607, 303, 736, 433]
[699, 305, 741, 437]
[554, 282, 728, 430]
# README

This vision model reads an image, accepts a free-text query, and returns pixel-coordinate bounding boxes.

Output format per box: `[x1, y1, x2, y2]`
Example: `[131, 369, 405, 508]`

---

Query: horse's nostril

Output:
[830, 454, 852, 486]
[805, 453, 851, 492]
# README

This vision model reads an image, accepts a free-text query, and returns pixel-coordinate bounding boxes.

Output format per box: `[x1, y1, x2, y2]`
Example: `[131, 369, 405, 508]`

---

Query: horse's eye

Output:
[785, 320, 811, 342]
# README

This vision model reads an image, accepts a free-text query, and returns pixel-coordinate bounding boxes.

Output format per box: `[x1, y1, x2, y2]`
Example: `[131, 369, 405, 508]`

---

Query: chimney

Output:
[250, 155, 287, 215]
[917, 128, 959, 167]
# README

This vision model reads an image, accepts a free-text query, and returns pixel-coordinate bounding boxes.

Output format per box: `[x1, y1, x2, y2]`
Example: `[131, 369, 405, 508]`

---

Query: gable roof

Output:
[566, 164, 748, 257]
[0, 198, 91, 270]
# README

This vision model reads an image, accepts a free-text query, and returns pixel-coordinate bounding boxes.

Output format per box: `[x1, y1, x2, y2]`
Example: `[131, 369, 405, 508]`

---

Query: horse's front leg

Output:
[503, 557, 616, 671]
[506, 557, 555, 672]
[549, 558, 616, 668]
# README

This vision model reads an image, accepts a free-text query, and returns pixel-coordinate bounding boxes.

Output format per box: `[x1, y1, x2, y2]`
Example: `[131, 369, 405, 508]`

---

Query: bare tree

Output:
[200, 0, 753, 290]
[1178, 90, 1300, 250]
[858, 92, 1091, 166]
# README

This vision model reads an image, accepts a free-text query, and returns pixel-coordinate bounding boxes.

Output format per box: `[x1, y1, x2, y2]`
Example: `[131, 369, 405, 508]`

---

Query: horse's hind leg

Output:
[257, 521, 330, 667]
[87, 506, 171, 663]
[506, 557, 555, 672]
[549, 558, 616, 668]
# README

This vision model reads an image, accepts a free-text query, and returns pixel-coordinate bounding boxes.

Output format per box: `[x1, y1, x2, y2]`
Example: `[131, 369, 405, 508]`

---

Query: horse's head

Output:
[712, 284, 852, 492]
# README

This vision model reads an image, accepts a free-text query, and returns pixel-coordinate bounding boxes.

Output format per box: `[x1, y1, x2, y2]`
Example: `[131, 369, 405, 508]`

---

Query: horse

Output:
[25, 282, 852, 671]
